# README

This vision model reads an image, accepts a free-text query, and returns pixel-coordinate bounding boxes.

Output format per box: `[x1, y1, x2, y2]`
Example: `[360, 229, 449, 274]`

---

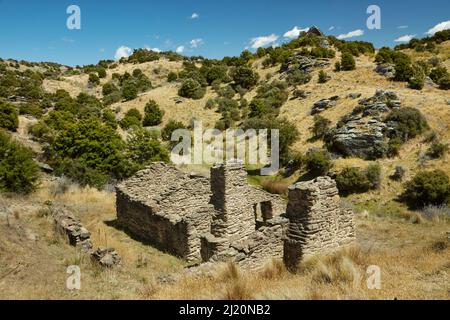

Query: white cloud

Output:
[328, 26, 335, 31]
[250, 34, 279, 49]
[426, 20, 450, 35]
[145, 46, 162, 53]
[337, 29, 364, 40]
[191, 13, 199, 19]
[190, 38, 204, 48]
[176, 45, 185, 54]
[394, 34, 416, 42]
[114, 45, 133, 60]
[397, 25, 408, 29]
[283, 26, 309, 39]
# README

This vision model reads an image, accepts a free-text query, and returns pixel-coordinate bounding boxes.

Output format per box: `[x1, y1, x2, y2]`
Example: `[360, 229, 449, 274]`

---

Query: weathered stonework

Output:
[200, 161, 288, 269]
[283, 177, 355, 272]
[50, 204, 93, 252]
[116, 163, 212, 261]
[116, 162, 355, 270]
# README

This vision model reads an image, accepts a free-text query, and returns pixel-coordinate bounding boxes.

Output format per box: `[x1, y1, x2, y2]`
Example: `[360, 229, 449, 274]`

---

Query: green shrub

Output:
[19, 102, 43, 118]
[231, 66, 259, 89]
[143, 100, 164, 126]
[429, 66, 448, 83]
[311, 115, 331, 140]
[167, 72, 178, 82]
[102, 109, 118, 129]
[122, 82, 138, 101]
[125, 128, 169, 169]
[52, 119, 130, 186]
[393, 54, 414, 82]
[340, 52, 356, 71]
[249, 99, 269, 118]
[408, 69, 425, 90]
[241, 117, 299, 164]
[387, 137, 403, 157]
[426, 142, 449, 159]
[178, 79, 206, 99]
[0, 131, 40, 194]
[161, 120, 186, 141]
[390, 166, 406, 181]
[401, 170, 450, 208]
[386, 107, 428, 142]
[366, 163, 382, 189]
[334, 62, 341, 72]
[318, 70, 329, 83]
[120, 108, 142, 130]
[88, 73, 100, 86]
[287, 70, 312, 86]
[336, 167, 370, 195]
[335, 163, 381, 195]
[102, 82, 119, 96]
[97, 68, 107, 78]
[439, 75, 450, 90]
[304, 149, 332, 177]
[0, 100, 19, 131]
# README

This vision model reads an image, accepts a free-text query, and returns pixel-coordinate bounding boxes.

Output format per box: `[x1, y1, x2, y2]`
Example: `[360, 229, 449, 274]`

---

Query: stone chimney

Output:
[209, 160, 255, 240]
[283, 176, 355, 272]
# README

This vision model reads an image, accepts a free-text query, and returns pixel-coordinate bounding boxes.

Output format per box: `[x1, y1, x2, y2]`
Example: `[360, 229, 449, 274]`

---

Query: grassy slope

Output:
[2, 42, 449, 300]
[0, 179, 448, 300]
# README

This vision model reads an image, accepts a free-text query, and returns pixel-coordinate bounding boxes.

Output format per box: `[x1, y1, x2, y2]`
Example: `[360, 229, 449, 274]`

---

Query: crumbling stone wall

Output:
[283, 177, 355, 271]
[116, 163, 213, 261]
[201, 161, 288, 269]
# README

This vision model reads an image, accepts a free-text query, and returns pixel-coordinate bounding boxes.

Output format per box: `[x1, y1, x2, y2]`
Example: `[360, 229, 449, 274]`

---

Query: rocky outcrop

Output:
[281, 55, 330, 74]
[311, 96, 340, 115]
[91, 247, 122, 267]
[375, 63, 396, 79]
[283, 177, 355, 272]
[326, 90, 401, 160]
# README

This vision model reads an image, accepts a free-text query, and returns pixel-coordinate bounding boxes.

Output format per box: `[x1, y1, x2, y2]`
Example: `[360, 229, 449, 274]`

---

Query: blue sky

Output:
[0, 0, 449, 66]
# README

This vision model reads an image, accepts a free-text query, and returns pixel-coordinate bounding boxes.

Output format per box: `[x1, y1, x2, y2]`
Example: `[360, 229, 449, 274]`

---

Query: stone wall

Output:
[116, 163, 213, 261]
[283, 177, 355, 271]
[201, 160, 288, 269]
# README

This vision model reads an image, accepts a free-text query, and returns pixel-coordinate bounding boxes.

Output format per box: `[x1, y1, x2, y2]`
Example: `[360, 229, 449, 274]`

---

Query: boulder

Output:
[91, 247, 122, 267]
[375, 63, 396, 79]
[327, 90, 401, 160]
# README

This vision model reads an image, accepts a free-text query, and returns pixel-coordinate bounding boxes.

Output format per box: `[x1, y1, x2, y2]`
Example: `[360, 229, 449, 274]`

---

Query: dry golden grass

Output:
[0, 179, 448, 300]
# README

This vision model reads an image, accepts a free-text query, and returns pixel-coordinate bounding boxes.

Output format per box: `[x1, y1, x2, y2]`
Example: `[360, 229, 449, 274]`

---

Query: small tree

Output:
[88, 73, 100, 86]
[122, 82, 138, 101]
[0, 100, 19, 131]
[167, 72, 178, 82]
[178, 79, 206, 99]
[125, 128, 169, 168]
[401, 170, 450, 208]
[318, 70, 329, 84]
[161, 120, 186, 141]
[311, 115, 331, 140]
[231, 66, 259, 89]
[0, 131, 40, 194]
[304, 149, 332, 177]
[340, 52, 356, 71]
[143, 100, 164, 126]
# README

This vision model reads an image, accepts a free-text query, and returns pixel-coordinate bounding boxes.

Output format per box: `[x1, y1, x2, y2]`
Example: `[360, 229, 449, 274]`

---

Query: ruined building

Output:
[116, 161, 355, 270]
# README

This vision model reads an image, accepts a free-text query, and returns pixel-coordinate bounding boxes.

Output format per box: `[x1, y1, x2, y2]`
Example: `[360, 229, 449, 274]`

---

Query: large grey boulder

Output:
[327, 90, 401, 160]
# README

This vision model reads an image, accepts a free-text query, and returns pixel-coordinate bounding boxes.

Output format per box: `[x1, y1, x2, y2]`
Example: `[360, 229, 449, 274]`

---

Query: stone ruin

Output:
[50, 204, 121, 267]
[116, 161, 355, 270]
[283, 177, 355, 272]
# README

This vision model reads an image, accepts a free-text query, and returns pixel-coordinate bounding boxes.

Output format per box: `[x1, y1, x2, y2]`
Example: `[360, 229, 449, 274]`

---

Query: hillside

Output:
[0, 29, 449, 300]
